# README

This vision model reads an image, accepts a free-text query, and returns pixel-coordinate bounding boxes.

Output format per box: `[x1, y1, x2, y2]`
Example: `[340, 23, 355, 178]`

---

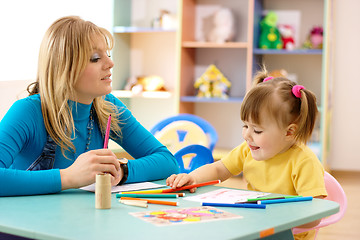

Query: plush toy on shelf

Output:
[125, 75, 167, 94]
[208, 7, 235, 43]
[278, 24, 295, 50]
[303, 26, 323, 49]
[194, 64, 231, 99]
[259, 11, 283, 49]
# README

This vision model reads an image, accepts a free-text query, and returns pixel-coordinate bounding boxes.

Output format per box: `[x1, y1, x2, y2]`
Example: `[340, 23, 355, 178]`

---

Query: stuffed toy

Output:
[194, 64, 231, 99]
[125, 75, 166, 94]
[259, 11, 283, 49]
[303, 26, 323, 49]
[208, 8, 235, 43]
[278, 24, 295, 50]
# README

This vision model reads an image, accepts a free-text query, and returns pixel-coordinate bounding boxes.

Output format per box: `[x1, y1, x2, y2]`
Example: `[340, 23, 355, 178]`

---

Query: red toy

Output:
[278, 24, 295, 50]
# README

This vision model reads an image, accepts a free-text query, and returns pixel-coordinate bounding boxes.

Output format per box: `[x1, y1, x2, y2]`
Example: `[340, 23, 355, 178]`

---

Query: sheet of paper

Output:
[80, 182, 165, 193]
[184, 188, 270, 204]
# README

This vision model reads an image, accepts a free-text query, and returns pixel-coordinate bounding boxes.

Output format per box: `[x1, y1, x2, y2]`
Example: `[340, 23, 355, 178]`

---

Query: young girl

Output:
[0, 16, 179, 197]
[166, 69, 327, 240]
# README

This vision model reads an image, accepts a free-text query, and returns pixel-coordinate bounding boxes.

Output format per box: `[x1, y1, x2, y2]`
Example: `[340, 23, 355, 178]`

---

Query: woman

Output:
[0, 16, 179, 196]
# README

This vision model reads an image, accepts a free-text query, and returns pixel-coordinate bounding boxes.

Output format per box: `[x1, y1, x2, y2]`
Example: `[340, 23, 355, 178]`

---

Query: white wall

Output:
[328, 0, 360, 171]
[0, 0, 113, 81]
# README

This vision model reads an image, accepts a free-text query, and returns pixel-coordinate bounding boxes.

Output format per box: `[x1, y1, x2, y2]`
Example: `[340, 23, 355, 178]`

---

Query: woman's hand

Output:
[166, 173, 197, 193]
[60, 149, 121, 190]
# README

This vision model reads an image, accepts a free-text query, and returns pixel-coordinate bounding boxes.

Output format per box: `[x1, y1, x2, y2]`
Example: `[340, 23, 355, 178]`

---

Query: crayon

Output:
[202, 202, 266, 209]
[258, 196, 313, 205]
[120, 197, 178, 206]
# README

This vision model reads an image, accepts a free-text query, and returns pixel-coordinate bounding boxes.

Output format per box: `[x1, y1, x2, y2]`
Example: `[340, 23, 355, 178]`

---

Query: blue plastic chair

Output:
[174, 144, 214, 173]
[150, 114, 218, 153]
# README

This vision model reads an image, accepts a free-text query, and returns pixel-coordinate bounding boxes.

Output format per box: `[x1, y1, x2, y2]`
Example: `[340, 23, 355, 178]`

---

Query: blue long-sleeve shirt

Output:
[0, 94, 179, 196]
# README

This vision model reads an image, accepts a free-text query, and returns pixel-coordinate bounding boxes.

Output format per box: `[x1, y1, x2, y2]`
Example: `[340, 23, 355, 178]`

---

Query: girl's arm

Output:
[167, 160, 232, 193]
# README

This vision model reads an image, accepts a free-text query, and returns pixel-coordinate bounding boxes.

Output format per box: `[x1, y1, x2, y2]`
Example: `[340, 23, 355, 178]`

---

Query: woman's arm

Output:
[108, 94, 179, 183]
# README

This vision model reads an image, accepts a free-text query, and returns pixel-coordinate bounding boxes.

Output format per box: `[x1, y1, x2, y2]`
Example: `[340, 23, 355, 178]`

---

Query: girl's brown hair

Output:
[240, 68, 318, 144]
[27, 16, 122, 156]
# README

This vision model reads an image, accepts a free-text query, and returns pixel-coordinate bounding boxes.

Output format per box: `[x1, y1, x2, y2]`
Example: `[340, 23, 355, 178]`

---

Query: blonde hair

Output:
[240, 68, 318, 144]
[28, 16, 122, 156]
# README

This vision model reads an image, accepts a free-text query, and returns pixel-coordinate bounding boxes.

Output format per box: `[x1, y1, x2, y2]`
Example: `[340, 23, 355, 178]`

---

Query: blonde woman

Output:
[0, 16, 178, 196]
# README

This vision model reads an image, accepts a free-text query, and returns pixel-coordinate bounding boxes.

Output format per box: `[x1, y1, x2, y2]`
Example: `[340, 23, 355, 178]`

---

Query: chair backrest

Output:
[150, 114, 218, 154]
[292, 171, 347, 237]
[174, 144, 214, 173]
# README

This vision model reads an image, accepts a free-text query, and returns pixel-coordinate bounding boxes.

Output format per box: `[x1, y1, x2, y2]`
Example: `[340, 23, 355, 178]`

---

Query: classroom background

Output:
[0, 0, 359, 239]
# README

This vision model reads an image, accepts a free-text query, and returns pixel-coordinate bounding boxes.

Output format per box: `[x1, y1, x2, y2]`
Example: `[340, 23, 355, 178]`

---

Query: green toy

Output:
[259, 11, 283, 49]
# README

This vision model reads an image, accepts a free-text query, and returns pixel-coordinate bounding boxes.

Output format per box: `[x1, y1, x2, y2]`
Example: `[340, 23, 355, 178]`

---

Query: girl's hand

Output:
[166, 173, 197, 193]
[60, 149, 120, 190]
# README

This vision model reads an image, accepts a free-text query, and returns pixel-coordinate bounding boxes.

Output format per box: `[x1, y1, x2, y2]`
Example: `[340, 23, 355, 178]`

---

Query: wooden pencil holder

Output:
[95, 173, 111, 209]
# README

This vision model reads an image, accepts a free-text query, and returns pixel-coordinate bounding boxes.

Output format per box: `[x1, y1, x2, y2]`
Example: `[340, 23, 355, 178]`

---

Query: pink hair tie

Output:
[263, 76, 274, 82]
[292, 85, 305, 98]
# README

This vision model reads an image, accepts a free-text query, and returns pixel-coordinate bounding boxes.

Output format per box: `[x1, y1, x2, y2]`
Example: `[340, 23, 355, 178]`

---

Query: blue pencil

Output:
[258, 196, 313, 205]
[202, 202, 266, 209]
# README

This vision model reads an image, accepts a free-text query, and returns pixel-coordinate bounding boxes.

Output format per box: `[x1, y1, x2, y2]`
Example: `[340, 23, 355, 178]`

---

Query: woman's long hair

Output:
[28, 16, 122, 156]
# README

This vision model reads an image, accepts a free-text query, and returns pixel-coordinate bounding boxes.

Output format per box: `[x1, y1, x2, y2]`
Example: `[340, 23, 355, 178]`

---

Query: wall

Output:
[328, 0, 360, 171]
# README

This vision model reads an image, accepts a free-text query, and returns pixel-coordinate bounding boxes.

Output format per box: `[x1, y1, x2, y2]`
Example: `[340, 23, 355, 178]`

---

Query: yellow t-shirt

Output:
[222, 141, 327, 197]
[221, 142, 327, 240]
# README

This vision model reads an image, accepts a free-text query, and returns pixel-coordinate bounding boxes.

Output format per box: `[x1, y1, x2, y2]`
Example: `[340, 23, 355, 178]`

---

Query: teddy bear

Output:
[208, 8, 235, 43]
[278, 24, 295, 50]
[259, 11, 283, 49]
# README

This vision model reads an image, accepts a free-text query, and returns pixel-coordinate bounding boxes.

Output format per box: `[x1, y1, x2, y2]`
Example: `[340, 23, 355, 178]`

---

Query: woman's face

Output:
[74, 36, 114, 104]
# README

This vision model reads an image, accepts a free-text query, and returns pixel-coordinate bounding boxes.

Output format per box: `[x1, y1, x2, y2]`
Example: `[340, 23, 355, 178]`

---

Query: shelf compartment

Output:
[182, 41, 248, 48]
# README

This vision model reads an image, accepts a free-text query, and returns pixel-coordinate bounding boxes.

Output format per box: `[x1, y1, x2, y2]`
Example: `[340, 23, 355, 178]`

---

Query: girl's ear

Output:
[286, 124, 297, 139]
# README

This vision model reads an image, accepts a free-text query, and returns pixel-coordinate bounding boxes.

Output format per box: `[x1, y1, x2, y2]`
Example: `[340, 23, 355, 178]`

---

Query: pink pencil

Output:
[103, 114, 111, 149]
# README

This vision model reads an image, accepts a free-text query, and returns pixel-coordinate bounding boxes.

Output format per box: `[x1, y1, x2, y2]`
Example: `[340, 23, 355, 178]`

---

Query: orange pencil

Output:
[120, 197, 178, 206]
[163, 180, 221, 193]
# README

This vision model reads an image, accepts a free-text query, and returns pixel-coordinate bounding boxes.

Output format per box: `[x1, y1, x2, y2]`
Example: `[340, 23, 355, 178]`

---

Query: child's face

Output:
[242, 115, 294, 161]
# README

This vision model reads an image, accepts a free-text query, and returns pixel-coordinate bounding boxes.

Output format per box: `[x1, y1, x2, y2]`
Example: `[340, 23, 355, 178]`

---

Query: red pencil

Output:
[163, 180, 221, 193]
[103, 114, 111, 149]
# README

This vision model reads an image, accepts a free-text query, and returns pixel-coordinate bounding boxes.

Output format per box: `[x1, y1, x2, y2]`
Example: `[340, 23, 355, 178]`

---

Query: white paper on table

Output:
[184, 188, 271, 204]
[80, 182, 166, 193]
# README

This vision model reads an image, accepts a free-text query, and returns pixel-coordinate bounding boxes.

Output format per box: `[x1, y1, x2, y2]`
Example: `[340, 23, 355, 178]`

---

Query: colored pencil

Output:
[103, 114, 111, 149]
[258, 196, 313, 205]
[202, 202, 266, 209]
[246, 195, 301, 202]
[116, 193, 178, 198]
[162, 180, 221, 193]
[119, 200, 148, 208]
[120, 197, 178, 206]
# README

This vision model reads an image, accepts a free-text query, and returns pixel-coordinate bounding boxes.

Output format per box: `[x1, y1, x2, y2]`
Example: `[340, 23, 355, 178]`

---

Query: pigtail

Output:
[252, 65, 270, 86]
[294, 88, 318, 144]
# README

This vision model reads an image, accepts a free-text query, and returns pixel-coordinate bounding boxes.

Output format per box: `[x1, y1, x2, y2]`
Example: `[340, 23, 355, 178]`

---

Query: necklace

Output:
[71, 107, 94, 160]
[85, 108, 94, 152]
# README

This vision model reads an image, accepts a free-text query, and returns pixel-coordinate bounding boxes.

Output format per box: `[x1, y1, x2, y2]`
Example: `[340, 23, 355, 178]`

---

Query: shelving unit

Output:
[111, 0, 178, 129]
[111, 0, 332, 164]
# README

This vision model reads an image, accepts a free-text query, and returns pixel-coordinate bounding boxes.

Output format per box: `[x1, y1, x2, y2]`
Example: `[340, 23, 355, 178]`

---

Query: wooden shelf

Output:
[182, 41, 248, 48]
[253, 48, 323, 55]
[181, 96, 244, 103]
[113, 26, 176, 33]
[112, 90, 172, 99]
